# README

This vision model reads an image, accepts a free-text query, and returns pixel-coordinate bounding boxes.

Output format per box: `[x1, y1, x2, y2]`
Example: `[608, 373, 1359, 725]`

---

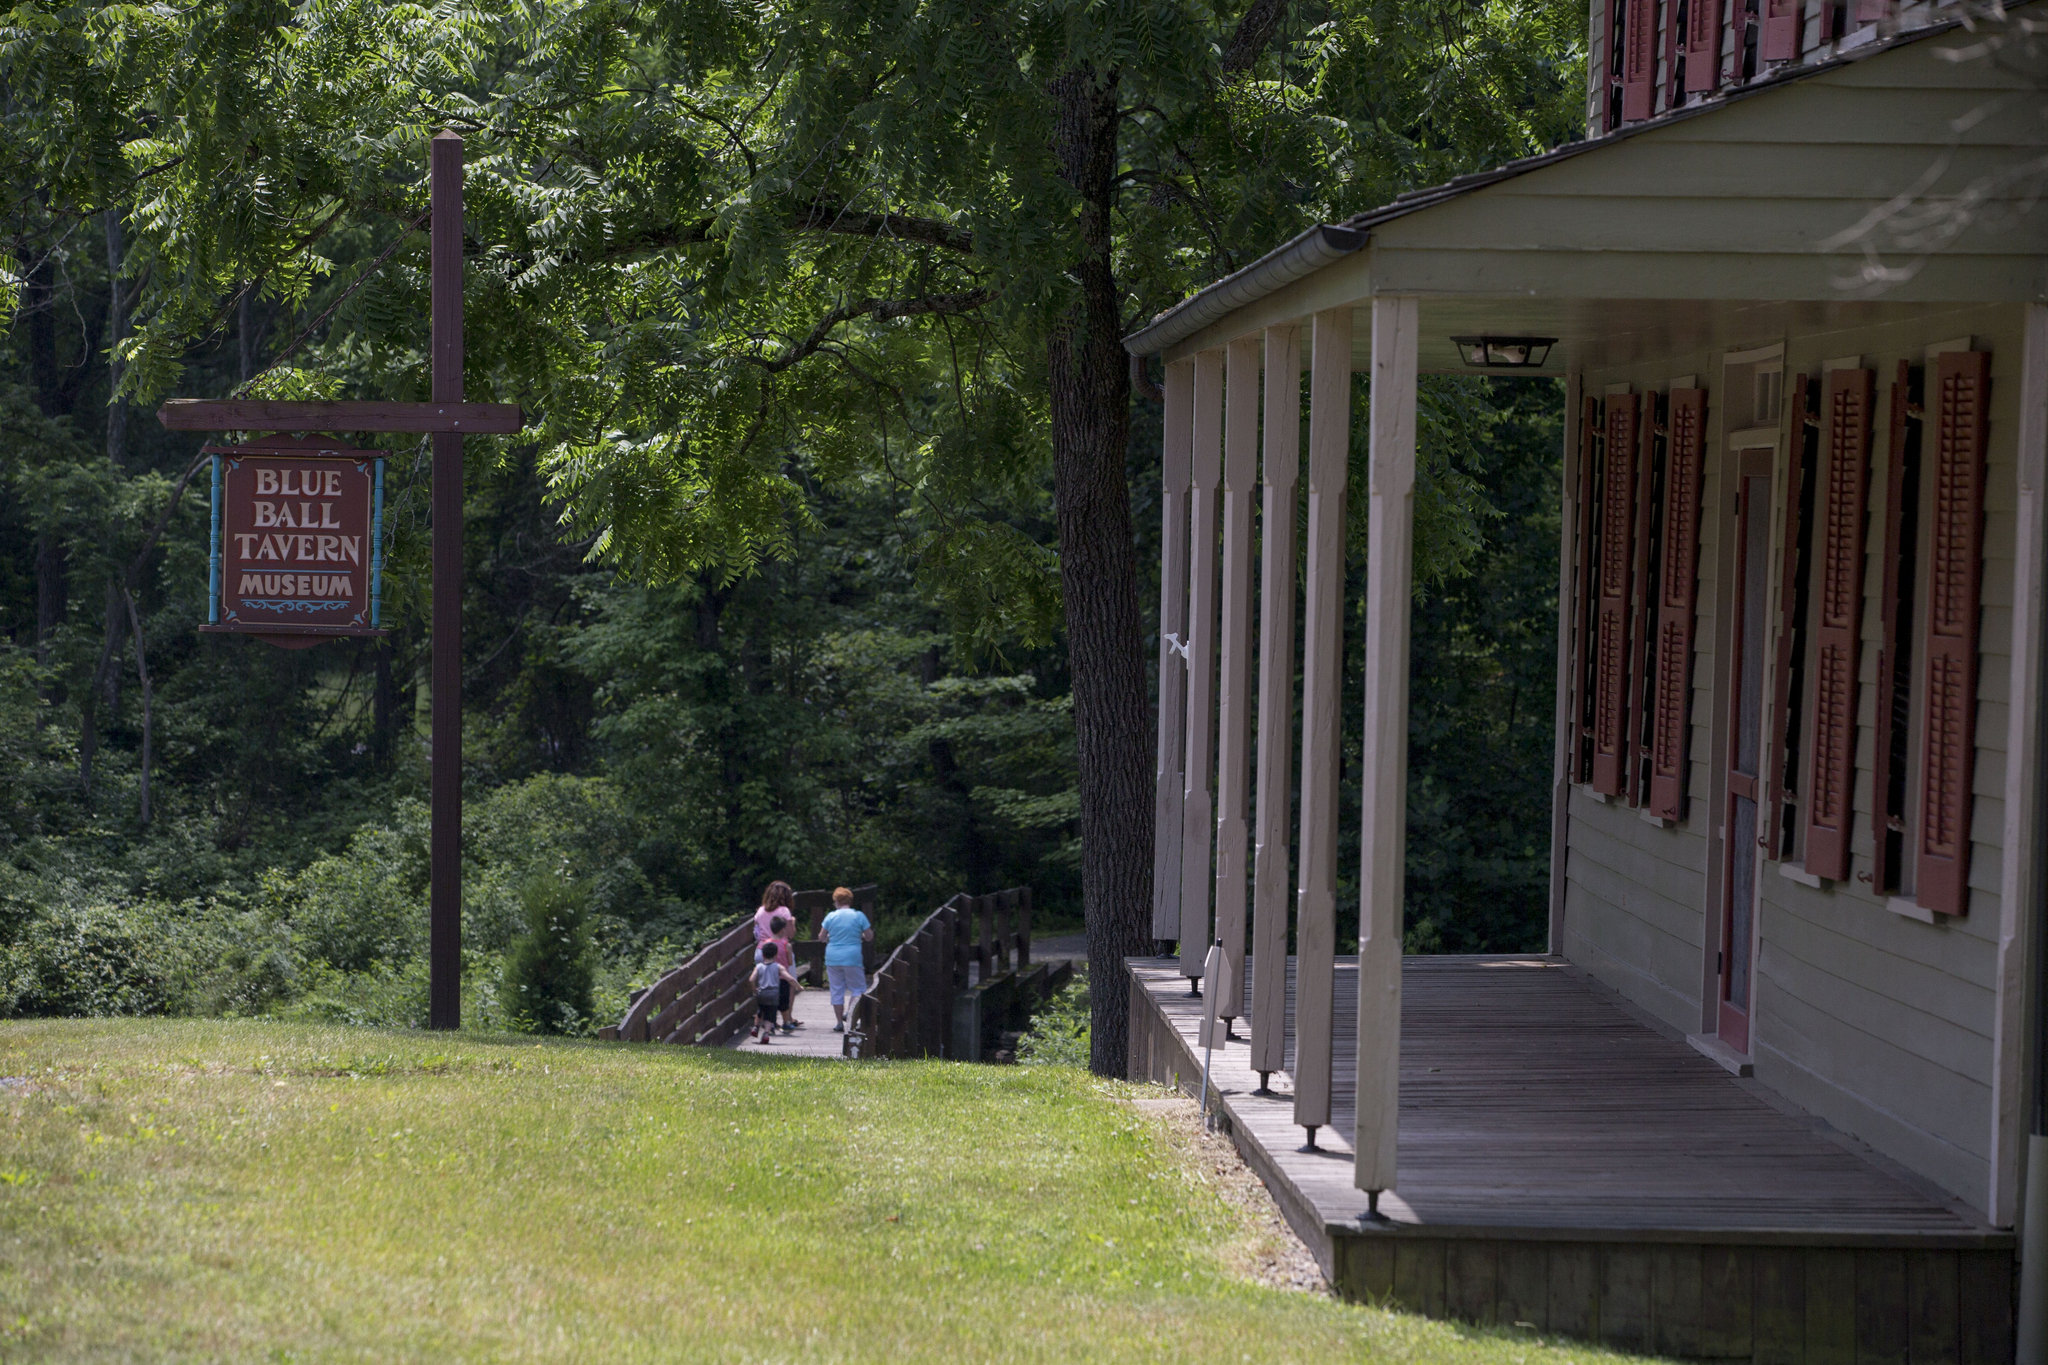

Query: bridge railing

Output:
[600, 883, 878, 1045]
[849, 887, 1033, 1059]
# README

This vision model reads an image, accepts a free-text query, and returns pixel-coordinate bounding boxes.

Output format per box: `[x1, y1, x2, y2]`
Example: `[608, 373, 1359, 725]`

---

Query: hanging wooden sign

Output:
[200, 439, 386, 648]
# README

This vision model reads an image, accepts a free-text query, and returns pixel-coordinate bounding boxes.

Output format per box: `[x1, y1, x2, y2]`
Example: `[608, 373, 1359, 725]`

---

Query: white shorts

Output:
[826, 963, 868, 1007]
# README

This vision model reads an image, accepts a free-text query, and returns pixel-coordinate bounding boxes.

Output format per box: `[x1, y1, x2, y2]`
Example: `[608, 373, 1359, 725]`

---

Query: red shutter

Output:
[1572, 396, 1601, 783]
[1761, 0, 1801, 60]
[1870, 362, 1913, 892]
[1765, 375, 1812, 857]
[1647, 389, 1706, 819]
[1622, 0, 1658, 122]
[1917, 350, 1990, 915]
[1802, 368, 1874, 881]
[1626, 395, 1660, 804]
[1592, 394, 1639, 795]
[1684, 0, 1723, 91]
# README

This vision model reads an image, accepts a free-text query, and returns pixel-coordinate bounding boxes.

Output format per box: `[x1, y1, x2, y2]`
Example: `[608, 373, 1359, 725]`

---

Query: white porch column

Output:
[1549, 371, 1583, 955]
[1213, 337, 1261, 1020]
[1250, 324, 1302, 1087]
[1293, 308, 1352, 1143]
[1353, 295, 1418, 1197]
[1992, 302, 2048, 1230]
[1179, 348, 1225, 981]
[1152, 359, 1194, 942]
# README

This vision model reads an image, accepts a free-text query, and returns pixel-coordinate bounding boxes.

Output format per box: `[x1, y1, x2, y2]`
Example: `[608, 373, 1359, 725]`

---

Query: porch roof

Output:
[1125, 7, 2046, 373]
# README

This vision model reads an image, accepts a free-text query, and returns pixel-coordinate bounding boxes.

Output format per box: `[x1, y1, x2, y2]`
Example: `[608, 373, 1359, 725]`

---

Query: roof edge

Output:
[1122, 224, 1365, 358]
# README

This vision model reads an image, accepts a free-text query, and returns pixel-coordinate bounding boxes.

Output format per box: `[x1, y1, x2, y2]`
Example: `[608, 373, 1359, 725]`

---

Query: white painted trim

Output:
[1728, 426, 1782, 449]
[1927, 335, 1975, 359]
[1822, 354, 1865, 372]
[1687, 1032, 1755, 1077]
[1353, 296, 1418, 1196]
[1291, 308, 1353, 1135]
[1179, 349, 1225, 979]
[1153, 359, 1194, 941]
[1989, 302, 2048, 1229]
[1723, 342, 1787, 367]
[1778, 861, 1825, 890]
[1249, 324, 1302, 1079]
[1884, 895, 1941, 926]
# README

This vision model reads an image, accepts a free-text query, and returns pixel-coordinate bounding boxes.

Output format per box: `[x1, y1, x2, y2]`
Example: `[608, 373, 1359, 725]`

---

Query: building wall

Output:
[1562, 303, 2024, 1216]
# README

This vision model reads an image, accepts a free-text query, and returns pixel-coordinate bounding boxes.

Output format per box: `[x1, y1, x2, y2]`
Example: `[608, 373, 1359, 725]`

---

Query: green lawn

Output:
[0, 1020, 1661, 1363]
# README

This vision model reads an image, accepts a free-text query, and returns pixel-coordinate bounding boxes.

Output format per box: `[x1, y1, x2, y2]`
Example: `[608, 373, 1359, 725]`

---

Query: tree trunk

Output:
[122, 585, 152, 826]
[80, 579, 124, 794]
[1047, 65, 1153, 1078]
[34, 535, 65, 673]
[104, 210, 126, 470]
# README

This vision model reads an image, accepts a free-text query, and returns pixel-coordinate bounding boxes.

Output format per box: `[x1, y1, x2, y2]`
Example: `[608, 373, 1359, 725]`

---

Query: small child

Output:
[769, 913, 803, 1033]
[751, 947, 795, 1044]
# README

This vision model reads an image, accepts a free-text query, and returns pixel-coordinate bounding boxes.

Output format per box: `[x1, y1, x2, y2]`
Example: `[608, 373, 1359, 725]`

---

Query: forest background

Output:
[0, 0, 1581, 1053]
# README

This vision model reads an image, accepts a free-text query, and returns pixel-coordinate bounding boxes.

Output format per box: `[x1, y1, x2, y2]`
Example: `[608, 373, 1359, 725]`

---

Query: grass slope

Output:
[1, 1021, 1659, 1363]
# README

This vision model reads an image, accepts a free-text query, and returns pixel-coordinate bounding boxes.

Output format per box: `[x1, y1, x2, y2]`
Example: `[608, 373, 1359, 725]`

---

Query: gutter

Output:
[1122, 224, 1365, 359]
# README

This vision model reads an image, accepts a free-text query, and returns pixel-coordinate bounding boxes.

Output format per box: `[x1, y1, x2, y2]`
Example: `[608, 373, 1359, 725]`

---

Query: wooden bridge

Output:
[599, 886, 1070, 1060]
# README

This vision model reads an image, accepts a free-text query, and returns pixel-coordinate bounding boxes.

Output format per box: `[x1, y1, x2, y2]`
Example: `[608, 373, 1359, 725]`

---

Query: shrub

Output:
[501, 876, 595, 1035]
[0, 899, 177, 1017]
[1016, 969, 1089, 1068]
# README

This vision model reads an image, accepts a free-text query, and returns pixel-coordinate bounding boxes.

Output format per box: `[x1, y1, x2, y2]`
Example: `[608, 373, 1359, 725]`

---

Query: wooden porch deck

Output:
[1128, 955, 2015, 1362]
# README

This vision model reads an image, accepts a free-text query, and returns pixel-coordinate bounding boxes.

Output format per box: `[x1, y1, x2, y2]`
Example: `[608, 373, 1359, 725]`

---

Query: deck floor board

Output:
[1132, 956, 1994, 1241]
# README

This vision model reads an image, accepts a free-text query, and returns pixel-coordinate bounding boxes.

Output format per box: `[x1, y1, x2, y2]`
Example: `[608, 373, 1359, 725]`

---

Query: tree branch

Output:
[1220, 0, 1291, 77]
[748, 289, 995, 374]
[624, 201, 975, 257]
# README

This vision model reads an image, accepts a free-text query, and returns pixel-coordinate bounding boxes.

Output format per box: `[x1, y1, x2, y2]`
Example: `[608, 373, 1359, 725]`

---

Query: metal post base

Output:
[1252, 1072, 1274, 1096]
[1186, 979, 1202, 998]
[1357, 1189, 1389, 1224]
[1298, 1124, 1320, 1153]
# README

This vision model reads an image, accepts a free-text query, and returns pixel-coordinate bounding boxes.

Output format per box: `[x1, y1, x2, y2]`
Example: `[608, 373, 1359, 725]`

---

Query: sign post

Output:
[159, 131, 522, 1031]
[428, 131, 465, 1033]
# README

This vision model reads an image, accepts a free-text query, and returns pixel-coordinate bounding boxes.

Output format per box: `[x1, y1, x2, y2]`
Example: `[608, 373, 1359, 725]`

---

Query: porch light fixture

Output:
[1451, 335, 1557, 369]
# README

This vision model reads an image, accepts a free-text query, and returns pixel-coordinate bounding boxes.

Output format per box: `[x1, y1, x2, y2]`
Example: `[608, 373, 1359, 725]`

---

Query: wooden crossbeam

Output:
[157, 399, 524, 435]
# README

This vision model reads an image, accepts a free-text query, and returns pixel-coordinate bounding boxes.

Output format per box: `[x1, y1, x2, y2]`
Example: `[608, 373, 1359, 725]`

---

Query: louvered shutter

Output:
[1592, 394, 1639, 795]
[1684, 0, 1724, 91]
[1572, 396, 1601, 783]
[1802, 368, 1874, 881]
[1647, 389, 1706, 819]
[1626, 395, 1660, 803]
[1917, 350, 1991, 915]
[1766, 375, 1812, 857]
[1761, 0, 1801, 60]
[1622, 0, 1658, 122]
[1870, 362, 1913, 892]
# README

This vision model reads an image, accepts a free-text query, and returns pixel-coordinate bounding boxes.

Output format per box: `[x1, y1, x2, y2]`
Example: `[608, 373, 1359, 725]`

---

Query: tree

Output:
[0, 0, 1581, 1071]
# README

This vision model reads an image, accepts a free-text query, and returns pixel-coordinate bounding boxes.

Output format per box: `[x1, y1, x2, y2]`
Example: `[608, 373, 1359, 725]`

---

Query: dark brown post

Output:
[1016, 887, 1032, 968]
[428, 131, 464, 1031]
[978, 895, 993, 980]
